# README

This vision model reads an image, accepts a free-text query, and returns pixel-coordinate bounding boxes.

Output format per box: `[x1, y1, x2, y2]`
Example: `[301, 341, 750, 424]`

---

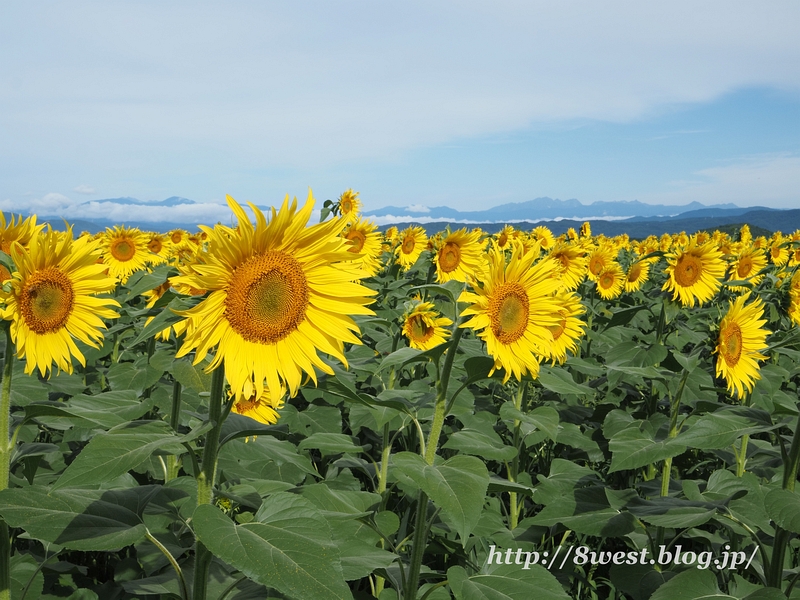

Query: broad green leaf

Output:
[499, 403, 559, 441]
[528, 485, 636, 536]
[193, 494, 353, 600]
[537, 366, 594, 397]
[376, 347, 426, 373]
[443, 428, 518, 461]
[0, 486, 157, 550]
[448, 564, 570, 600]
[627, 497, 718, 528]
[392, 452, 489, 541]
[608, 426, 686, 473]
[650, 568, 735, 600]
[676, 408, 774, 450]
[10, 553, 43, 600]
[218, 435, 319, 483]
[298, 433, 367, 455]
[9, 361, 49, 407]
[487, 476, 535, 497]
[106, 359, 163, 395]
[25, 391, 153, 430]
[170, 358, 212, 393]
[218, 413, 287, 446]
[52, 420, 182, 491]
[765, 489, 800, 534]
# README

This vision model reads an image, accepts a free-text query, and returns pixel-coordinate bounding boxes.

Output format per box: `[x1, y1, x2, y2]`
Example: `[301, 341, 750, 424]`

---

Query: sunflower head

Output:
[402, 299, 452, 350]
[596, 263, 625, 300]
[101, 226, 151, 284]
[715, 292, 770, 398]
[229, 385, 285, 425]
[548, 243, 588, 291]
[662, 238, 725, 307]
[174, 192, 376, 404]
[1, 230, 119, 376]
[396, 226, 427, 271]
[530, 226, 554, 250]
[624, 258, 653, 293]
[338, 189, 361, 221]
[342, 218, 383, 275]
[434, 228, 486, 283]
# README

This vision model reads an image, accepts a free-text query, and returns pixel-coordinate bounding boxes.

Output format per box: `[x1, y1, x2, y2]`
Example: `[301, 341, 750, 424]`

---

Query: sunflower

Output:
[101, 226, 151, 283]
[384, 226, 399, 246]
[662, 238, 725, 307]
[396, 226, 427, 271]
[624, 259, 653, 293]
[230, 385, 285, 425]
[548, 243, 587, 291]
[0, 213, 42, 255]
[1, 230, 119, 376]
[173, 193, 376, 404]
[769, 239, 790, 266]
[715, 292, 770, 398]
[402, 300, 452, 350]
[338, 189, 361, 221]
[494, 225, 515, 250]
[580, 222, 591, 239]
[459, 243, 563, 382]
[530, 226, 555, 251]
[727, 246, 767, 291]
[586, 244, 615, 282]
[145, 233, 172, 266]
[595, 263, 625, 300]
[342, 218, 383, 276]
[789, 271, 800, 327]
[543, 290, 585, 364]
[434, 228, 486, 283]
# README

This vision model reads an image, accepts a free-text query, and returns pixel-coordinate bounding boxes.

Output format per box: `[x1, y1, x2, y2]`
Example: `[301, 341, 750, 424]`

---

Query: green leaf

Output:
[443, 428, 518, 461]
[193, 495, 353, 600]
[650, 568, 735, 600]
[170, 358, 212, 393]
[392, 452, 489, 541]
[25, 390, 153, 430]
[106, 359, 163, 395]
[0, 486, 157, 550]
[528, 485, 636, 536]
[487, 476, 536, 497]
[627, 497, 718, 528]
[376, 347, 426, 373]
[537, 366, 594, 397]
[10, 553, 43, 600]
[499, 403, 559, 442]
[765, 489, 800, 534]
[298, 433, 367, 455]
[448, 564, 571, 600]
[608, 426, 686, 473]
[676, 408, 775, 450]
[52, 420, 182, 491]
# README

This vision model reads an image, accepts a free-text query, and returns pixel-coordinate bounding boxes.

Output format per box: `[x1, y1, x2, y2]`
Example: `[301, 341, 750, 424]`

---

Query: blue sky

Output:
[1, 2, 798, 225]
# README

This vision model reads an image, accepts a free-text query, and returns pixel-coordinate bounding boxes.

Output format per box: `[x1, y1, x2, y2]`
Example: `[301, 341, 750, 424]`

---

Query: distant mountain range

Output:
[7, 195, 797, 236]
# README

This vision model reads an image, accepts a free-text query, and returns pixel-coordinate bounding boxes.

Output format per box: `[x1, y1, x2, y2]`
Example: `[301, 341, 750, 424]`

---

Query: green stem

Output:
[735, 435, 749, 478]
[403, 491, 429, 600]
[146, 529, 189, 600]
[766, 410, 800, 589]
[0, 326, 14, 600]
[192, 364, 226, 600]
[508, 382, 527, 530]
[166, 380, 183, 482]
[375, 422, 391, 598]
[424, 326, 463, 466]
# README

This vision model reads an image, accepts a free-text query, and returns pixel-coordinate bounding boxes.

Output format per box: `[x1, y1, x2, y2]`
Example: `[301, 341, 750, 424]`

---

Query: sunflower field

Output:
[1, 190, 800, 600]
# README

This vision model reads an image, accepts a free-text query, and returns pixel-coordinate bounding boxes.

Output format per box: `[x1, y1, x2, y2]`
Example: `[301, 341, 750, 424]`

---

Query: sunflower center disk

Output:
[409, 315, 434, 343]
[589, 256, 605, 276]
[674, 254, 702, 287]
[628, 264, 642, 283]
[402, 237, 416, 254]
[111, 239, 136, 262]
[599, 273, 615, 290]
[737, 258, 752, 278]
[224, 252, 309, 344]
[148, 239, 163, 253]
[439, 242, 461, 273]
[20, 267, 75, 334]
[347, 231, 366, 253]
[490, 284, 529, 345]
[722, 323, 743, 367]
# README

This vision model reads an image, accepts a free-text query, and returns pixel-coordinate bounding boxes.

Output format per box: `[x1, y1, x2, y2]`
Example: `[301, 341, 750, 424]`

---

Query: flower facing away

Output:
[101, 226, 151, 283]
[402, 300, 452, 351]
[434, 228, 486, 283]
[662, 238, 726, 307]
[0, 213, 43, 282]
[715, 292, 770, 398]
[459, 243, 564, 382]
[1, 230, 120, 376]
[543, 290, 586, 364]
[548, 243, 588, 291]
[395, 226, 427, 271]
[173, 193, 376, 404]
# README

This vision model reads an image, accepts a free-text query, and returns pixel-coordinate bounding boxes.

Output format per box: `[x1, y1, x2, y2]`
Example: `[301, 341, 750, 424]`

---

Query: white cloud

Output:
[641, 153, 800, 207]
[73, 184, 96, 194]
[1, 2, 798, 168]
[404, 204, 430, 213]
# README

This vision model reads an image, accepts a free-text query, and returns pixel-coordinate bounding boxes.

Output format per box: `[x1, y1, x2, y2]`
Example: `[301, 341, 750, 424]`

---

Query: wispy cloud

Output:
[73, 184, 96, 194]
[642, 153, 800, 207]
